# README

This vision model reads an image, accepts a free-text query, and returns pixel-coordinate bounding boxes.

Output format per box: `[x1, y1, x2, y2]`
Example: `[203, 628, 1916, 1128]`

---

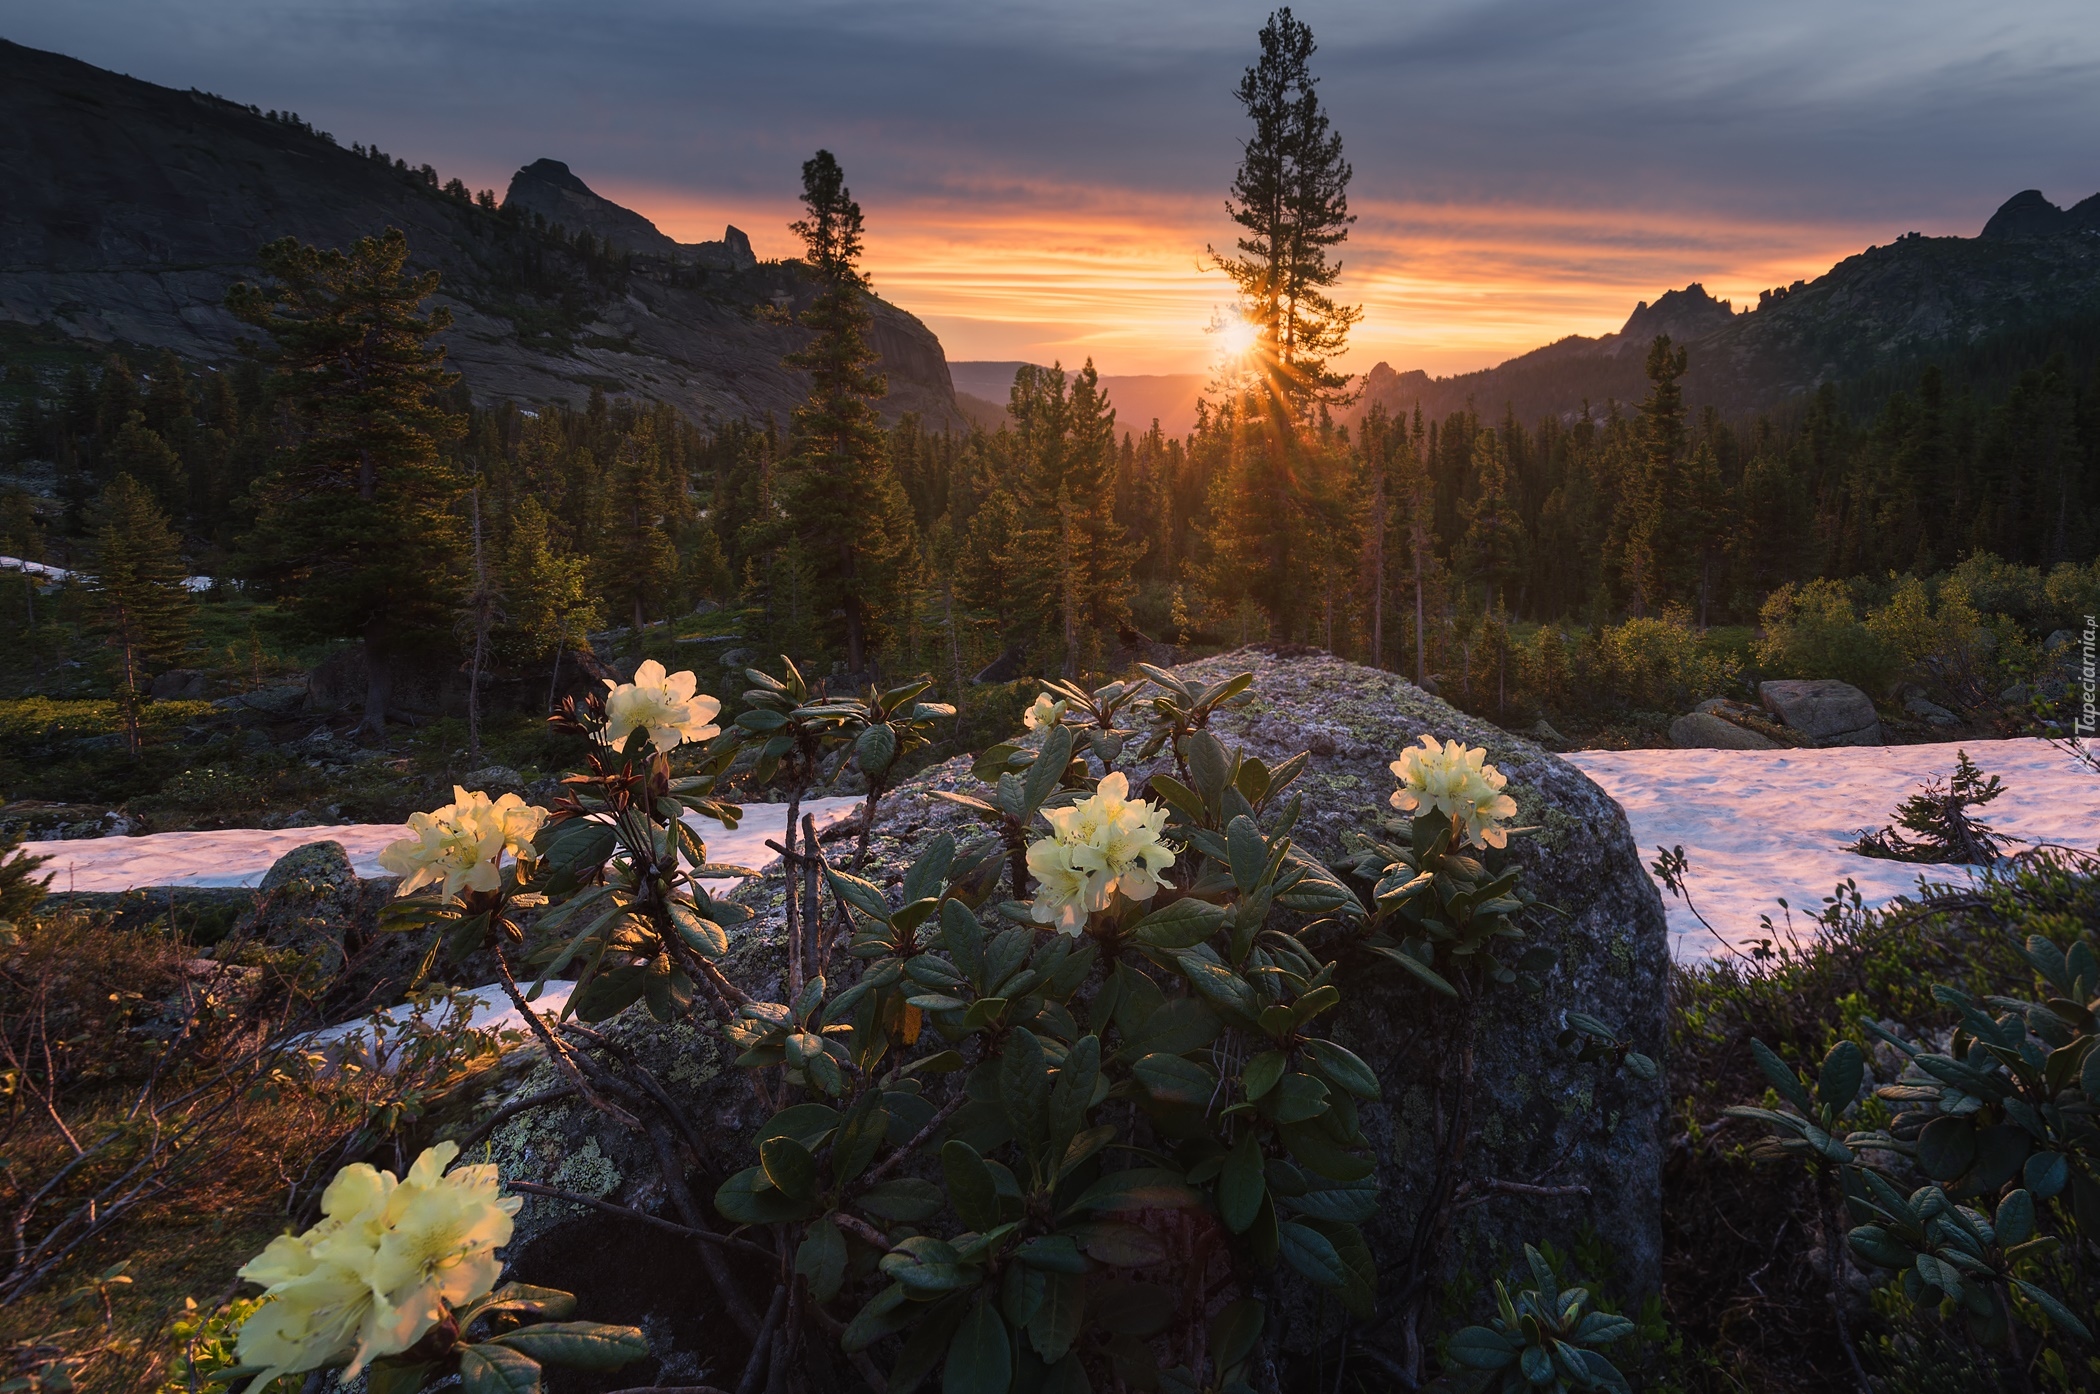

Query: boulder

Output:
[225, 840, 365, 979]
[451, 650, 1668, 1380]
[457, 765, 525, 795]
[1903, 690, 1962, 728]
[1758, 678, 1882, 745]
[1670, 710, 1779, 750]
[149, 667, 207, 700]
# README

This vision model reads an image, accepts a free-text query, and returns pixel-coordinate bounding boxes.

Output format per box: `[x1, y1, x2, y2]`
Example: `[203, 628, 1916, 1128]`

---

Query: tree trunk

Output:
[1370, 466, 1385, 669]
[1411, 525, 1427, 686]
[467, 487, 488, 767]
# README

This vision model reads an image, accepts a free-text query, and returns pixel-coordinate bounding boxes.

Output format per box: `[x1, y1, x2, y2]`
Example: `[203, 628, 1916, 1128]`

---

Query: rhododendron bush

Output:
[217, 657, 1648, 1393]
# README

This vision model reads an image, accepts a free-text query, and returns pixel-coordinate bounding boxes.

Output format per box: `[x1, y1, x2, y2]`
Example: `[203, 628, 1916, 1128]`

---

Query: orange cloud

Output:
[607, 176, 1900, 379]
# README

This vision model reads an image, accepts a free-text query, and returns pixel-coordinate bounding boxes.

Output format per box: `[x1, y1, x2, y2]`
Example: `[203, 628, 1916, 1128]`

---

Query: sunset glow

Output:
[618, 179, 1900, 379]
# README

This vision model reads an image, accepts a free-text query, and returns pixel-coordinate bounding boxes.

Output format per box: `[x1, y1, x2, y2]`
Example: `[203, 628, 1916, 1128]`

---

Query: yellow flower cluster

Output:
[379, 787, 547, 901]
[1022, 692, 1068, 731]
[234, 1142, 521, 1390]
[1026, 773, 1176, 935]
[1388, 735, 1519, 850]
[603, 659, 722, 754]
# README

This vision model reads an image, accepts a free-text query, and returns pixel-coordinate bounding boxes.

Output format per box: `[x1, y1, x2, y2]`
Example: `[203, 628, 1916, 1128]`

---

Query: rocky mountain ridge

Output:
[1358, 189, 2100, 425]
[0, 40, 963, 428]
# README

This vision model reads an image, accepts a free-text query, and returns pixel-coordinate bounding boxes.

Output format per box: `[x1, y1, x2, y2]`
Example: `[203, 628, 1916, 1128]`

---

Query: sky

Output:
[5, 1, 2098, 377]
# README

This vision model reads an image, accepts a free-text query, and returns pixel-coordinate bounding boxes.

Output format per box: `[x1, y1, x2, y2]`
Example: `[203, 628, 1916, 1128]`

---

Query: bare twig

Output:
[452, 1085, 580, 1153]
[504, 1183, 775, 1261]
[857, 1088, 969, 1189]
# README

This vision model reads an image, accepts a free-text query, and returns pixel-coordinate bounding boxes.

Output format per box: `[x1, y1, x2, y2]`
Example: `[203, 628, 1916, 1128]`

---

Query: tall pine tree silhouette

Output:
[777, 151, 912, 675]
[85, 474, 194, 755]
[228, 228, 466, 735]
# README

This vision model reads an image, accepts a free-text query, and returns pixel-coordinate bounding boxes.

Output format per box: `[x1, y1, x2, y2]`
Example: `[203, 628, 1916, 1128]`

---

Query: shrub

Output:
[1755, 579, 1897, 693]
[1582, 611, 1738, 713]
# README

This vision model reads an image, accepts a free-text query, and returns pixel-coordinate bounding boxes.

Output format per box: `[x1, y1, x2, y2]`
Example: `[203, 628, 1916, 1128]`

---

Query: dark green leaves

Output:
[943, 1141, 1001, 1231]
[487, 1323, 649, 1370]
[944, 1301, 1011, 1394]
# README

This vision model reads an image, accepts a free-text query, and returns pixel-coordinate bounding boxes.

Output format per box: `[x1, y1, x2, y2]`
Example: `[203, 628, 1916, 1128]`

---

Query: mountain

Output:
[949, 361, 1209, 437]
[0, 40, 963, 428]
[1358, 191, 2100, 425]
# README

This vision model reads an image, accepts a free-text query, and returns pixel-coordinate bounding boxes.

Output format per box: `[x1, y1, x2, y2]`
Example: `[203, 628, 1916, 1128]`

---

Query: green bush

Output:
[1582, 612, 1739, 713]
[1755, 580, 1898, 693]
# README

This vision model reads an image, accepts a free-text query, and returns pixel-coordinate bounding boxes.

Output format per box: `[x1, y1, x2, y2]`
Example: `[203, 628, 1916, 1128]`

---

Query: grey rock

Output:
[2045, 629, 2077, 655]
[1758, 679, 1882, 745]
[1528, 718, 1567, 747]
[2000, 683, 2031, 704]
[228, 840, 364, 978]
[719, 647, 756, 672]
[1903, 692, 1962, 728]
[212, 683, 307, 717]
[462, 650, 1666, 1368]
[149, 667, 207, 700]
[458, 765, 525, 793]
[1670, 710, 1779, 750]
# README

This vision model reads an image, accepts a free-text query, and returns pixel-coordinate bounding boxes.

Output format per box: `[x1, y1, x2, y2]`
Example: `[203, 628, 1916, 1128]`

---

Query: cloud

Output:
[5, 0, 2097, 374]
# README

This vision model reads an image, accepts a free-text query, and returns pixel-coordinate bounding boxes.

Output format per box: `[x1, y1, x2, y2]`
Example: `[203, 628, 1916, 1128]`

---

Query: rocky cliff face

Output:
[502, 158, 756, 271]
[1358, 189, 2100, 424]
[0, 40, 961, 429]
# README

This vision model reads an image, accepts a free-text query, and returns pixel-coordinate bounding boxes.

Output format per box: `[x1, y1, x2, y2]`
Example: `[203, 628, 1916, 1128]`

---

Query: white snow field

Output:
[1565, 739, 2100, 961]
[299, 981, 580, 1072]
[22, 795, 865, 896]
[22, 743, 2096, 965]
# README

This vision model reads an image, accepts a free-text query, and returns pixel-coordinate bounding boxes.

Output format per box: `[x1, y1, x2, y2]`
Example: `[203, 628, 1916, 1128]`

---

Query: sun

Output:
[1215, 314, 1259, 358]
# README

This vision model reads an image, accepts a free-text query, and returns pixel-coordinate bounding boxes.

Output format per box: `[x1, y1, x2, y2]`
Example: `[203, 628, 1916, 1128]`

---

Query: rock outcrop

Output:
[1759, 678, 1883, 746]
[504, 158, 756, 271]
[445, 650, 1669, 1381]
[1670, 710, 1779, 750]
[0, 40, 963, 430]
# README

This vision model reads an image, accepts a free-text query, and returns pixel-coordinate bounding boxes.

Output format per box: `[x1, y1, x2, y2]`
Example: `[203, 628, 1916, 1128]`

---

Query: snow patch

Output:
[24, 796, 864, 894]
[1565, 739, 2100, 962]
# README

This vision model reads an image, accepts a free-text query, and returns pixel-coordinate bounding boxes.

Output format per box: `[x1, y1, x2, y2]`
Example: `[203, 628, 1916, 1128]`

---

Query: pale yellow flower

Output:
[379, 788, 547, 901]
[1027, 838, 1106, 936]
[603, 659, 722, 753]
[1023, 693, 1068, 732]
[1389, 735, 1519, 850]
[1028, 773, 1175, 932]
[233, 1143, 519, 1389]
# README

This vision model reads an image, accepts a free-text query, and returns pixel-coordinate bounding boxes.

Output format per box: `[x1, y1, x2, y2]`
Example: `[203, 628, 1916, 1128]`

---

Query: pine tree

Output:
[227, 227, 467, 736]
[776, 150, 914, 673]
[1614, 335, 1688, 616]
[1459, 428, 1527, 612]
[85, 474, 194, 755]
[1211, 7, 1362, 417]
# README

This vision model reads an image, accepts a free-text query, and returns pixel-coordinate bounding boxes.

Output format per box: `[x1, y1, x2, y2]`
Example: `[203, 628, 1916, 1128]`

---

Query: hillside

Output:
[1359, 190, 2100, 424]
[0, 40, 963, 428]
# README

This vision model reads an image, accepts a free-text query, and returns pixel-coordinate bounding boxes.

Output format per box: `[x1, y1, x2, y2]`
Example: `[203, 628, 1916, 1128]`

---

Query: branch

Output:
[857, 1089, 969, 1189]
[1454, 1178, 1593, 1211]
[504, 1182, 775, 1261]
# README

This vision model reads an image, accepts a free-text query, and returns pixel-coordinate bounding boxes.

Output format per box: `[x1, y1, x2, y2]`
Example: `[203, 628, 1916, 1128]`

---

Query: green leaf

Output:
[1017, 1234, 1090, 1273]
[760, 1135, 818, 1201]
[1277, 1220, 1347, 1288]
[1366, 943, 1456, 997]
[457, 1342, 544, 1394]
[1996, 1188, 2037, 1247]
[1226, 816, 1268, 894]
[1750, 1039, 1813, 1113]
[459, 1283, 577, 1327]
[834, 1096, 890, 1185]
[1001, 1027, 1052, 1155]
[1277, 1121, 1373, 1181]
[2013, 1278, 2094, 1342]
[1264, 1073, 1330, 1125]
[1301, 1040, 1380, 1100]
[1028, 1270, 1087, 1362]
[1065, 1218, 1167, 1267]
[488, 1323, 648, 1371]
[666, 899, 728, 958]
[1134, 1052, 1217, 1108]
[1067, 1168, 1203, 1215]
[1453, 1326, 1520, 1368]
[1917, 1116, 1977, 1181]
[944, 1140, 1002, 1232]
[858, 723, 899, 775]
[1210, 1299, 1264, 1374]
[715, 1167, 809, 1225]
[1002, 1260, 1048, 1331]
[1023, 727, 1076, 816]
[758, 1102, 842, 1150]
[1125, 997, 1223, 1058]
[826, 868, 894, 925]
[1049, 1035, 1102, 1152]
[1130, 896, 1229, 950]
[1818, 1040, 1864, 1112]
[1243, 1050, 1288, 1101]
[1186, 731, 1232, 807]
[944, 1300, 1012, 1394]
[1283, 1176, 1378, 1223]
[1219, 1130, 1265, 1234]
[798, 1217, 848, 1302]
[859, 1177, 945, 1222]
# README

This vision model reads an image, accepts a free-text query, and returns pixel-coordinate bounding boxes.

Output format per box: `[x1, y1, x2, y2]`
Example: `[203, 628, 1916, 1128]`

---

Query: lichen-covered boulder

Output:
[227, 840, 364, 978]
[453, 649, 1667, 1379]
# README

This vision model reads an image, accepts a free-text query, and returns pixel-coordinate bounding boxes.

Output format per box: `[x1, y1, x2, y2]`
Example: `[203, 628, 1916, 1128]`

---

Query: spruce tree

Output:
[776, 150, 913, 674]
[1211, 7, 1362, 416]
[85, 474, 195, 755]
[1459, 428, 1527, 612]
[228, 228, 467, 735]
[1614, 335, 1687, 616]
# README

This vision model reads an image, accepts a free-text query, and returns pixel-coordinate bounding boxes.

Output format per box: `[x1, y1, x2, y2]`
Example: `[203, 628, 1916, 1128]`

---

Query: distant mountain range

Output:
[1359, 189, 2100, 425]
[0, 40, 964, 428]
[949, 362, 1209, 437]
